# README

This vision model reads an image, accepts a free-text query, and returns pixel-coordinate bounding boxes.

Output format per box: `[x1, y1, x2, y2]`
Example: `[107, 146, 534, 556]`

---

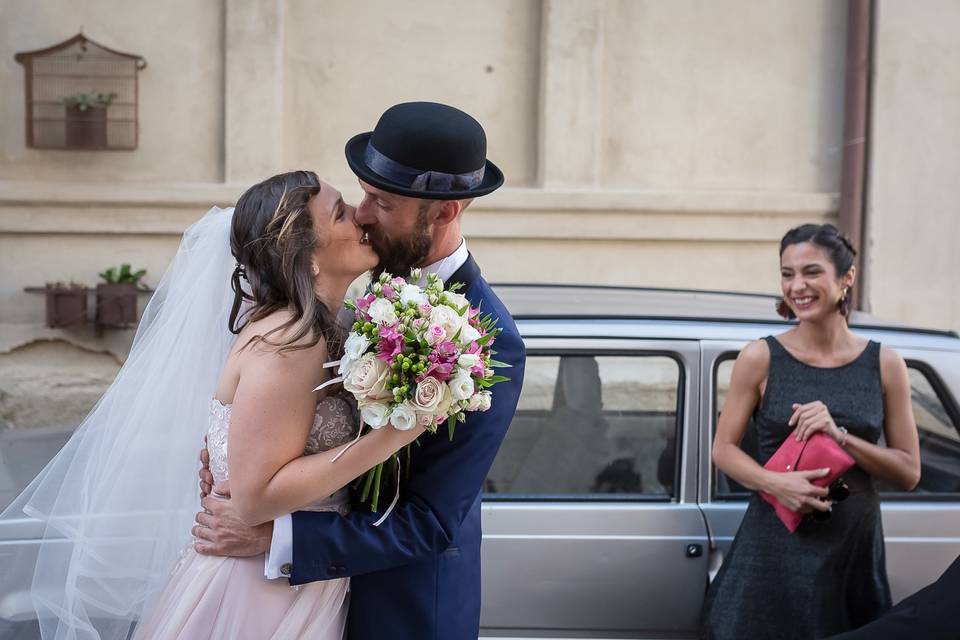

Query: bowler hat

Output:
[345, 102, 504, 200]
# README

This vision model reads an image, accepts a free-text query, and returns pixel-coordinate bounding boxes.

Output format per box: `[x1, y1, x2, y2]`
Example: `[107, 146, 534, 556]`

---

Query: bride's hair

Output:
[228, 170, 342, 354]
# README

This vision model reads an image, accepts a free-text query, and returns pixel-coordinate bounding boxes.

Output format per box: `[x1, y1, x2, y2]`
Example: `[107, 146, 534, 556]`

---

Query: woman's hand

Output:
[765, 467, 832, 513]
[789, 400, 844, 442]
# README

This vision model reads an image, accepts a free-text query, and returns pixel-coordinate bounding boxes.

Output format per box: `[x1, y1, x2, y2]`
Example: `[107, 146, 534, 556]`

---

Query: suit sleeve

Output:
[288, 326, 525, 584]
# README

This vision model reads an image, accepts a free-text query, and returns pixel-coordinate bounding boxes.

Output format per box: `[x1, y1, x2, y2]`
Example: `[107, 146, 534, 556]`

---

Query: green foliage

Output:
[63, 90, 117, 112]
[46, 281, 86, 290]
[99, 263, 147, 286]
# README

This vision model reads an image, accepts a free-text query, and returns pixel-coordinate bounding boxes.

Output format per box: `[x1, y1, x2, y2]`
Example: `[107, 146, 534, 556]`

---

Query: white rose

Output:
[343, 353, 392, 401]
[429, 304, 464, 338]
[339, 332, 371, 375]
[344, 332, 371, 359]
[457, 353, 480, 369]
[458, 323, 481, 345]
[411, 376, 452, 416]
[399, 283, 428, 307]
[466, 393, 483, 411]
[476, 390, 492, 411]
[443, 291, 469, 310]
[449, 371, 475, 402]
[359, 401, 390, 429]
[368, 298, 398, 325]
[389, 401, 418, 431]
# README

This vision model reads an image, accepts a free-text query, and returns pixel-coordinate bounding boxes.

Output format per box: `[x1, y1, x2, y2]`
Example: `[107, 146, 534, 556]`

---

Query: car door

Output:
[869, 345, 960, 600]
[698, 339, 960, 603]
[480, 337, 709, 638]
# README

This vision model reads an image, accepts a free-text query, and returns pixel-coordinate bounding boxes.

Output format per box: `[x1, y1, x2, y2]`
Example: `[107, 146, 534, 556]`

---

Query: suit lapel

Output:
[445, 252, 481, 292]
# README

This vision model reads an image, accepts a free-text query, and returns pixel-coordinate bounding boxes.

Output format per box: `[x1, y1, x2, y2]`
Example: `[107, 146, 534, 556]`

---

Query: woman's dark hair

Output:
[776, 223, 858, 319]
[228, 170, 341, 355]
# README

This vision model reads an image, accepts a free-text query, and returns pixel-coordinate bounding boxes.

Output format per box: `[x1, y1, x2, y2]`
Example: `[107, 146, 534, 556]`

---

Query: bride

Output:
[1, 170, 422, 639]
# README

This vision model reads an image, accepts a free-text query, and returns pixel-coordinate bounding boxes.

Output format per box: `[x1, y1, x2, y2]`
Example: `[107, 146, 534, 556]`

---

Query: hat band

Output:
[364, 142, 485, 193]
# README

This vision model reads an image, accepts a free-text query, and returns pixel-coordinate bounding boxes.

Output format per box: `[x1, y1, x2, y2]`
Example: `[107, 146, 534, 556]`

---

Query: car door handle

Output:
[685, 543, 703, 558]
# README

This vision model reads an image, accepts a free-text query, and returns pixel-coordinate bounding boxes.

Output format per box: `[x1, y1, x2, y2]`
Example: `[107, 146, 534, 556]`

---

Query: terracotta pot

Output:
[45, 287, 88, 328]
[65, 104, 108, 149]
[96, 283, 138, 327]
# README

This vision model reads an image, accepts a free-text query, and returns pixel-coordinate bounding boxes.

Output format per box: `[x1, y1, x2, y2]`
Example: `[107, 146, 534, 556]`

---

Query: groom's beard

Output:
[369, 210, 432, 280]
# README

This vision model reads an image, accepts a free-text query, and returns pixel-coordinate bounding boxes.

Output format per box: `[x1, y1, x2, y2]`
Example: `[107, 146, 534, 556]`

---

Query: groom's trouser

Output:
[826, 554, 960, 639]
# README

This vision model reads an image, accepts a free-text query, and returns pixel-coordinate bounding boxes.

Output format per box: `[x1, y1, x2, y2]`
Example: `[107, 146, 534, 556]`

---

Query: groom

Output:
[194, 101, 526, 640]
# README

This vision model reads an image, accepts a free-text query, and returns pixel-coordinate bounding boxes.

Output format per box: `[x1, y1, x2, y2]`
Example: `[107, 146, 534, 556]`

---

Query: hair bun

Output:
[837, 232, 858, 257]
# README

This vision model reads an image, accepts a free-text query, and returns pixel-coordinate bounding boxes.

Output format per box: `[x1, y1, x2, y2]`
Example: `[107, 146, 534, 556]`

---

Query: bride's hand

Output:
[199, 440, 214, 498]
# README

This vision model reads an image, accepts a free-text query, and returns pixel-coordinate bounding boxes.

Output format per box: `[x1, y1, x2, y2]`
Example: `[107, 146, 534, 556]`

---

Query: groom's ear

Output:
[432, 199, 463, 227]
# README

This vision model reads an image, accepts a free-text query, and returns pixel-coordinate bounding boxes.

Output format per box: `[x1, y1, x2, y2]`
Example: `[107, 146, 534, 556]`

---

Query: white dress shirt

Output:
[265, 239, 469, 579]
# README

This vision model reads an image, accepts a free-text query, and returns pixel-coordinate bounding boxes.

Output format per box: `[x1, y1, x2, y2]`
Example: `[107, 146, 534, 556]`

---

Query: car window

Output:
[486, 353, 681, 499]
[712, 353, 960, 498]
[878, 365, 960, 495]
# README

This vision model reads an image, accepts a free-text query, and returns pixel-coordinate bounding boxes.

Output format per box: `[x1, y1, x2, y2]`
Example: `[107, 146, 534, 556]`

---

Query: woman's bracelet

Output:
[836, 425, 849, 447]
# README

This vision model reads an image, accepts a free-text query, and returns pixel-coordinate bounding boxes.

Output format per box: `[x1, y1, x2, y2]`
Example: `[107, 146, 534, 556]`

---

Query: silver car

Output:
[2, 286, 959, 639]
[479, 285, 960, 639]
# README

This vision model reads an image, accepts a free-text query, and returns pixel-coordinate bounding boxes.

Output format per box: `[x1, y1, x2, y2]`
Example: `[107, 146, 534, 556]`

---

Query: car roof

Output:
[491, 284, 958, 338]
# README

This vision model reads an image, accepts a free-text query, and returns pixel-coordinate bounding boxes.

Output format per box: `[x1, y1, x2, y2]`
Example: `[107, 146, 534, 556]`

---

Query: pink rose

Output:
[425, 323, 446, 346]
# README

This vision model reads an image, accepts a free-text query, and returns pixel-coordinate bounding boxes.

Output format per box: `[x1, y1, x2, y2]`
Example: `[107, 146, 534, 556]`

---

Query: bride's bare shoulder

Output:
[235, 309, 329, 363]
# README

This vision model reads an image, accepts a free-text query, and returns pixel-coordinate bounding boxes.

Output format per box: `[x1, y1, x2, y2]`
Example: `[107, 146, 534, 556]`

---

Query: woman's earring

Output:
[839, 287, 851, 316]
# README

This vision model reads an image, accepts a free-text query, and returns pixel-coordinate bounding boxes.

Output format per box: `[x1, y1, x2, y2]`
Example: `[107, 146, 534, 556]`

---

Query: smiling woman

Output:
[702, 223, 922, 639]
[776, 224, 858, 321]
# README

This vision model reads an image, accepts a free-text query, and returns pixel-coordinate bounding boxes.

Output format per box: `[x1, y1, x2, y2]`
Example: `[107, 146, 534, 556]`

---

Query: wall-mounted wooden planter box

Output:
[44, 286, 88, 328]
[25, 285, 152, 330]
[95, 283, 139, 328]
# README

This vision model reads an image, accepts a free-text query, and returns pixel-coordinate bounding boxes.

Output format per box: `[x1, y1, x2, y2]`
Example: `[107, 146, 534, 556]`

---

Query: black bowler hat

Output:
[345, 102, 504, 200]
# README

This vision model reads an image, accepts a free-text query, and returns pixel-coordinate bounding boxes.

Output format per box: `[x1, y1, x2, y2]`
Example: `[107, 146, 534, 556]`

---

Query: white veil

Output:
[0, 207, 240, 639]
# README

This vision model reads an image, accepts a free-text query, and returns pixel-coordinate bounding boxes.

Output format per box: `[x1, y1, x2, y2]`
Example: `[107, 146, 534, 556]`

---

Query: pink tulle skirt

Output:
[133, 549, 348, 640]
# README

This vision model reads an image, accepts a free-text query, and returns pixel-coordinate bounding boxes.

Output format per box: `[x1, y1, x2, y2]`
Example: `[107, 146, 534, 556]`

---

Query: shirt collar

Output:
[421, 238, 468, 283]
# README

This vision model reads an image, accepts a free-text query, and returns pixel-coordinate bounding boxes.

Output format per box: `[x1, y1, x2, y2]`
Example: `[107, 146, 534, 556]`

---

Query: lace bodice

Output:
[206, 394, 359, 513]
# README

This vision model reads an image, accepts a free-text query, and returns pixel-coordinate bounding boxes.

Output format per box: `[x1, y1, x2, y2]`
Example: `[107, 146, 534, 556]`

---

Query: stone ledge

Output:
[0, 181, 838, 241]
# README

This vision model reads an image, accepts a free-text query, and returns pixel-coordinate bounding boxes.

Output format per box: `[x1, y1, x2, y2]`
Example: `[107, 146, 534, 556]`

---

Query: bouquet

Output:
[332, 269, 510, 513]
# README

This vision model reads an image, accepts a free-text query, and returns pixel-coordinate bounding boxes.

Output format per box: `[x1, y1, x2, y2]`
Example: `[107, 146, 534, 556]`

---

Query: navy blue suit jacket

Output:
[289, 255, 526, 640]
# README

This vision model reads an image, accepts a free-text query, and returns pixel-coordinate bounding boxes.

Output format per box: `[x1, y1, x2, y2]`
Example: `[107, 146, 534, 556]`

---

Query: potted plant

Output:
[96, 264, 147, 328]
[44, 281, 88, 328]
[63, 90, 116, 149]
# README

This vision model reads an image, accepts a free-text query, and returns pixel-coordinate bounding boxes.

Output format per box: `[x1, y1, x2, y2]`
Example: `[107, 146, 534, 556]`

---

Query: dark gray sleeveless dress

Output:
[702, 336, 892, 639]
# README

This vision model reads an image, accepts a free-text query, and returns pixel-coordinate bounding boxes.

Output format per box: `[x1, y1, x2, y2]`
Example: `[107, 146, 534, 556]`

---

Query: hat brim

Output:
[345, 132, 504, 200]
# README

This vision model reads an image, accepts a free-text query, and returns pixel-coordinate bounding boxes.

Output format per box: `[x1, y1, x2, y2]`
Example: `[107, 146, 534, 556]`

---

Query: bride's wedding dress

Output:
[133, 395, 358, 640]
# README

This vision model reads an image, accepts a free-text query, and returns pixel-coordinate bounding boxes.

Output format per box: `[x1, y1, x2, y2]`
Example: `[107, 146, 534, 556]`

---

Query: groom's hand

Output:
[195, 442, 272, 556]
[193, 494, 273, 557]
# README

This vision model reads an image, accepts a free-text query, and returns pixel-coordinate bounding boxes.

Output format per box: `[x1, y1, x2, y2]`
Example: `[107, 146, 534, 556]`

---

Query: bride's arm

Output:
[227, 341, 423, 527]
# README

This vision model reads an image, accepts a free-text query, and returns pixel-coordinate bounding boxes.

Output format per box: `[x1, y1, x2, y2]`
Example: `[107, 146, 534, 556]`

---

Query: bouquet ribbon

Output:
[317, 358, 399, 527]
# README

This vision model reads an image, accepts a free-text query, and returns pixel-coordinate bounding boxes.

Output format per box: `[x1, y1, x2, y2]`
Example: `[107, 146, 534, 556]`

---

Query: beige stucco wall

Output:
[282, 0, 541, 189]
[1, 0, 953, 432]
[0, 0, 224, 183]
[599, 0, 847, 192]
[863, 0, 960, 329]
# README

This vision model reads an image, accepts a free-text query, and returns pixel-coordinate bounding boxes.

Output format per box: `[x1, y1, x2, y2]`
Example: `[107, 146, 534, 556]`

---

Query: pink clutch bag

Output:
[759, 432, 854, 532]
